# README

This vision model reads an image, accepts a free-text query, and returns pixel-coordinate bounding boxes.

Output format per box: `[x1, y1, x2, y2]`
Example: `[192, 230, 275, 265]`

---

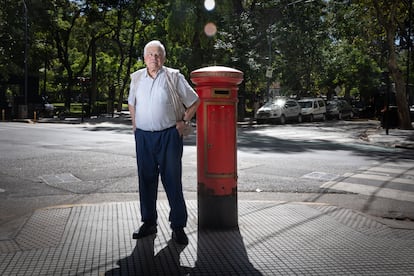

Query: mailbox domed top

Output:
[191, 66, 243, 86]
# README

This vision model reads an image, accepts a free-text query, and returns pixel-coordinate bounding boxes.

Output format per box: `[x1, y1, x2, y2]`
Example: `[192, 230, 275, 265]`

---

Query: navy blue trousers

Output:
[134, 126, 187, 229]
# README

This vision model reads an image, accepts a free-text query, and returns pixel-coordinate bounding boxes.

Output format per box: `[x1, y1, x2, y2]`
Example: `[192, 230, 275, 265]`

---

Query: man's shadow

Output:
[106, 228, 262, 275]
[105, 235, 191, 276]
[193, 227, 262, 275]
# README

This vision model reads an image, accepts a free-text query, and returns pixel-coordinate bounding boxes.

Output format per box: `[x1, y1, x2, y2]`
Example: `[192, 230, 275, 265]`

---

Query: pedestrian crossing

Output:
[321, 160, 414, 202]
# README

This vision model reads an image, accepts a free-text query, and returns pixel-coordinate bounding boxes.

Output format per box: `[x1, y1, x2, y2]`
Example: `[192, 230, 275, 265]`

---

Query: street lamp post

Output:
[23, 0, 28, 117]
[39, 67, 46, 95]
[266, 31, 273, 101]
[42, 63, 47, 95]
[41, 41, 48, 96]
[77, 77, 90, 123]
[407, 0, 413, 106]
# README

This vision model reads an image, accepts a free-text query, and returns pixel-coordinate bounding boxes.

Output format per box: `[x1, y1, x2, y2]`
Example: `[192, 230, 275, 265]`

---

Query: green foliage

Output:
[276, 0, 328, 95]
[0, 1, 26, 80]
[166, 0, 196, 46]
[1, 0, 412, 124]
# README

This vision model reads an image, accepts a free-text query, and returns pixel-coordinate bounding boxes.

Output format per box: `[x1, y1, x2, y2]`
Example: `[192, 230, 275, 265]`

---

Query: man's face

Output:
[144, 45, 165, 72]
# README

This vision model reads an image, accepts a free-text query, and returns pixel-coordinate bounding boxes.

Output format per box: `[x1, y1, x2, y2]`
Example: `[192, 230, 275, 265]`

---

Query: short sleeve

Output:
[176, 73, 199, 108]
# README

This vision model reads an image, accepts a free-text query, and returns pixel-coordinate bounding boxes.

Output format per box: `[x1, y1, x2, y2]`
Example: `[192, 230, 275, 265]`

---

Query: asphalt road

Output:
[1, 119, 413, 239]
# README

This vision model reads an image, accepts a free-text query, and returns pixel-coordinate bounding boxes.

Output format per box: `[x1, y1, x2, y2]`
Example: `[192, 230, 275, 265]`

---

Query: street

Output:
[1, 119, 413, 239]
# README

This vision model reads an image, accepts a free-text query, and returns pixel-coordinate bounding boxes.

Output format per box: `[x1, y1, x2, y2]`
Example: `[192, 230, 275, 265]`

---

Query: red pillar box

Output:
[190, 66, 243, 229]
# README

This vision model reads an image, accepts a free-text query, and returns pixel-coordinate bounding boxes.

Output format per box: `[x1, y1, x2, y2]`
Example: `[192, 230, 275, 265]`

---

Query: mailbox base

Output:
[198, 194, 238, 229]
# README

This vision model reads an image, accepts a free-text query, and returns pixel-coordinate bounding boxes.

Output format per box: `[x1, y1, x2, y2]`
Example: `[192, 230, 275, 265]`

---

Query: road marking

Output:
[350, 173, 414, 185]
[0, 188, 5, 193]
[383, 161, 414, 168]
[321, 162, 414, 202]
[321, 181, 414, 203]
[366, 166, 414, 176]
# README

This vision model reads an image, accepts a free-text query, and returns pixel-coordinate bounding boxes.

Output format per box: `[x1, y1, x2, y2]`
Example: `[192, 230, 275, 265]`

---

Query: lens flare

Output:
[204, 0, 215, 11]
[204, 22, 217, 37]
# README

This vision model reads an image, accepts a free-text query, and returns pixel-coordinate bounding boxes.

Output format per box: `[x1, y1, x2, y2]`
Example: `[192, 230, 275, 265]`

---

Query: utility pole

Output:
[23, 0, 28, 118]
[407, 0, 413, 106]
[266, 30, 273, 102]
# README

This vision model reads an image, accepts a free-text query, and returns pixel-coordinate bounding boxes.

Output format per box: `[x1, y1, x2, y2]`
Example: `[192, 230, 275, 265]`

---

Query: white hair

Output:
[143, 40, 166, 58]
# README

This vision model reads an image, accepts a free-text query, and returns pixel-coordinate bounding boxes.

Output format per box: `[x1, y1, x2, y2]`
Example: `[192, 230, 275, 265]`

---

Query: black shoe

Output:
[172, 228, 188, 245]
[132, 224, 157, 239]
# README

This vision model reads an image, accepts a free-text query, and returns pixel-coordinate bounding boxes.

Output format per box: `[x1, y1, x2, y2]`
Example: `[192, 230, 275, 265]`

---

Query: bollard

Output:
[33, 111, 37, 122]
[1, 109, 4, 121]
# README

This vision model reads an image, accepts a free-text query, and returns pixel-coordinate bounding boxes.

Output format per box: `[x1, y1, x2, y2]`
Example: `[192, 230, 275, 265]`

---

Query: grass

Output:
[52, 102, 129, 115]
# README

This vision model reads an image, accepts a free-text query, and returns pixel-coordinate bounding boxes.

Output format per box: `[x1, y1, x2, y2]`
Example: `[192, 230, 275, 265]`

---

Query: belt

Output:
[137, 125, 176, 133]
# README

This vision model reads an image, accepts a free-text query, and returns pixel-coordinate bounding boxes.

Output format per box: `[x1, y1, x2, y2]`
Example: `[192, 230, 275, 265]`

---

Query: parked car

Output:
[326, 99, 354, 120]
[256, 97, 302, 124]
[298, 98, 326, 122]
[351, 101, 374, 118]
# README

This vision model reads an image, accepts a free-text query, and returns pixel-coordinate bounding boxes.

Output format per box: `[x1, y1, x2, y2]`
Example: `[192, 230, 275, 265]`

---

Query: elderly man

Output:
[128, 40, 199, 245]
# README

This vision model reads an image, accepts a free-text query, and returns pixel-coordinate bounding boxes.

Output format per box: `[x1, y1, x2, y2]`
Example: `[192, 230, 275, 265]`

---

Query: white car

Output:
[256, 97, 302, 124]
[326, 99, 354, 120]
[298, 98, 326, 122]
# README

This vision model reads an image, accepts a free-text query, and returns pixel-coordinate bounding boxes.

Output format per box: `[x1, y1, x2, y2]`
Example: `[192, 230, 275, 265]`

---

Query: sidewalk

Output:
[1, 200, 414, 275]
[361, 121, 414, 150]
[1, 117, 413, 275]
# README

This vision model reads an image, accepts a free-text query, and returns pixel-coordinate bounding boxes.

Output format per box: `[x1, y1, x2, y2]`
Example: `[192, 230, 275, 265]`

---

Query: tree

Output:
[3, 0, 411, 125]
[0, 1, 24, 81]
[322, 0, 382, 102]
[44, 0, 88, 108]
[321, 1, 381, 102]
[370, 0, 412, 129]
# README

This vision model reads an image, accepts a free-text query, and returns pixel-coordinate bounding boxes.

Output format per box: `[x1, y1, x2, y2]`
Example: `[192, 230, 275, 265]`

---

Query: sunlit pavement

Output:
[1, 200, 414, 275]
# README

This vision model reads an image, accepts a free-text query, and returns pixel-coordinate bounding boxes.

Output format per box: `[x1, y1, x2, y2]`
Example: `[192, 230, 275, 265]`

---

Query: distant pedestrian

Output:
[128, 40, 200, 245]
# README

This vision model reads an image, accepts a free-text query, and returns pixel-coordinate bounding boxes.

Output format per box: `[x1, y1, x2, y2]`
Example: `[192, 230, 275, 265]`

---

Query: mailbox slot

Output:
[213, 89, 230, 98]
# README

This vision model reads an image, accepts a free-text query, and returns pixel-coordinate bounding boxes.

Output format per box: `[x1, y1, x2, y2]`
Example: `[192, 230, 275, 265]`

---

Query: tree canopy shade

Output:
[0, 0, 412, 128]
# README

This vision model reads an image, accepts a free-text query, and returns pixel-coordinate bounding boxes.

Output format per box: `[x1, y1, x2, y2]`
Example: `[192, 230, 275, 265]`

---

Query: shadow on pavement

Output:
[105, 228, 262, 275]
[78, 117, 412, 158]
[105, 236, 191, 275]
[237, 130, 401, 159]
[192, 228, 263, 275]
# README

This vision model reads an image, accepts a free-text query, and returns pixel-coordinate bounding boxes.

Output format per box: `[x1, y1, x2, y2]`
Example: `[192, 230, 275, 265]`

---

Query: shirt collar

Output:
[144, 66, 165, 79]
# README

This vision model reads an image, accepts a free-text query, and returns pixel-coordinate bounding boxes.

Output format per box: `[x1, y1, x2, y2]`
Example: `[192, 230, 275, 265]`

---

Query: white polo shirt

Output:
[128, 67, 198, 131]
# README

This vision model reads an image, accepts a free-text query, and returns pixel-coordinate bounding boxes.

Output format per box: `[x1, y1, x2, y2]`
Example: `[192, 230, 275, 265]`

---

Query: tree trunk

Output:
[372, 1, 412, 129]
[386, 28, 412, 129]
